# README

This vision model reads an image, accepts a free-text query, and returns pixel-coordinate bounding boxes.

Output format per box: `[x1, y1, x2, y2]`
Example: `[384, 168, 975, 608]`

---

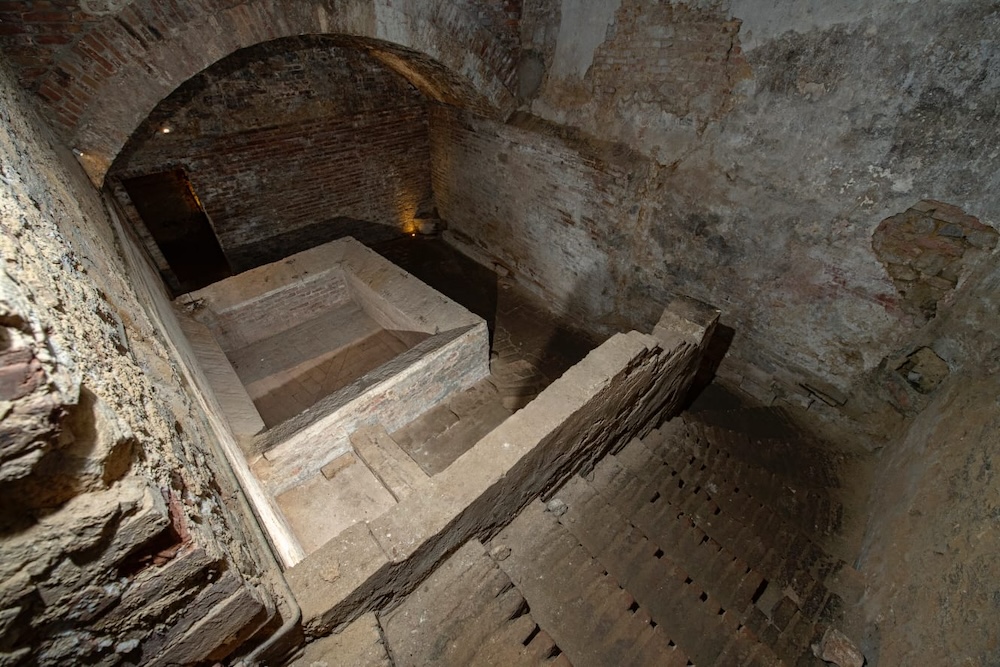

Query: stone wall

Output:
[0, 61, 276, 665]
[857, 247, 1000, 664]
[432, 0, 1000, 417]
[109, 37, 434, 274]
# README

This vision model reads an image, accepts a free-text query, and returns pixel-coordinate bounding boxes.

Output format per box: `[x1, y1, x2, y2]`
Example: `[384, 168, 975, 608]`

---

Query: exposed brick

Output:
[110, 37, 434, 274]
[874, 201, 998, 320]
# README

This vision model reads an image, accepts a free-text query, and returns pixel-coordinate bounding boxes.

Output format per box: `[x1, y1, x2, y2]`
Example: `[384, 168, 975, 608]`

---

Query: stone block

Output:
[896, 347, 949, 395]
[350, 424, 428, 502]
[140, 571, 245, 659]
[813, 627, 865, 667]
[965, 226, 999, 250]
[99, 478, 170, 568]
[97, 547, 215, 631]
[919, 199, 980, 228]
[319, 452, 356, 480]
[800, 379, 848, 407]
[0, 570, 34, 610]
[652, 295, 720, 351]
[0, 447, 47, 485]
[0, 347, 43, 402]
[286, 521, 390, 636]
[770, 596, 798, 632]
[0, 482, 130, 582]
[289, 612, 389, 667]
[149, 584, 265, 666]
[18, 388, 137, 507]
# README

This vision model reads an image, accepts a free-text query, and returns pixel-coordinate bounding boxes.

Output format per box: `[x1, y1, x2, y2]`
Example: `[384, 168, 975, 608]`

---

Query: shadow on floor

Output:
[371, 236, 499, 337]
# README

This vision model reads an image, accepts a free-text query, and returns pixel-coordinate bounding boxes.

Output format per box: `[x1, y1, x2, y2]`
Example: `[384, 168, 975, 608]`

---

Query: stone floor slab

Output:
[276, 453, 396, 555]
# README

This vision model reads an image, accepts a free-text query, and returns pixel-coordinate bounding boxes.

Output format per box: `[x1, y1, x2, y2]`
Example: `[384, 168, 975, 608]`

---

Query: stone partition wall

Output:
[109, 36, 435, 275]
[0, 62, 279, 664]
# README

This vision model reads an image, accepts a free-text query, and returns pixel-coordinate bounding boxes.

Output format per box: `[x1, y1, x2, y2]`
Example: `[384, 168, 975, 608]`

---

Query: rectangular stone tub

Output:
[176, 237, 489, 565]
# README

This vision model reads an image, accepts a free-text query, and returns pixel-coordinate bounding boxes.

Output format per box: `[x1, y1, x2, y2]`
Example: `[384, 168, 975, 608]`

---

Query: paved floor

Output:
[275, 452, 396, 554]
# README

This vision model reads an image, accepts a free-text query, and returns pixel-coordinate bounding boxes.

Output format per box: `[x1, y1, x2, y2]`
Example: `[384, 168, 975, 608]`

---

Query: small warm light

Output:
[160, 126, 172, 134]
[72, 148, 84, 157]
[410, 233, 417, 237]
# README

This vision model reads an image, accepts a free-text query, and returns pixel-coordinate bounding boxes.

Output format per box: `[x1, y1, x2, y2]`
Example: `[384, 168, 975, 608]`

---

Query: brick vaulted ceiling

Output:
[0, 0, 522, 185]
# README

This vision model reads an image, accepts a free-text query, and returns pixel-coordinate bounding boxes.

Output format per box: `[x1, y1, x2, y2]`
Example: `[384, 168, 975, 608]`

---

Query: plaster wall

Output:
[435, 0, 1000, 410]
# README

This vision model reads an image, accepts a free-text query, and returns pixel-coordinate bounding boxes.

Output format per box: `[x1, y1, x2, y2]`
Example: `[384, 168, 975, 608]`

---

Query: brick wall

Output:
[0, 0, 521, 184]
[110, 37, 433, 273]
[0, 59, 275, 665]
[430, 105, 646, 328]
[872, 200, 998, 320]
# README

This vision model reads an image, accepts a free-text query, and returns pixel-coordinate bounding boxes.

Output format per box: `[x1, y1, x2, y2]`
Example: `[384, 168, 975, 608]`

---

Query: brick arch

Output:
[34, 1, 517, 185]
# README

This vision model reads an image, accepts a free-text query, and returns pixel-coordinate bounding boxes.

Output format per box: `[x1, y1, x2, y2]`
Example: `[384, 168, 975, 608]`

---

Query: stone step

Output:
[380, 539, 566, 667]
[489, 501, 688, 667]
[349, 424, 428, 502]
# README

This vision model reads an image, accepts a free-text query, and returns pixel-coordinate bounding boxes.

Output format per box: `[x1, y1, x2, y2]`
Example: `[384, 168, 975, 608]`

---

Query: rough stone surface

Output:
[815, 627, 865, 667]
[872, 200, 997, 320]
[0, 59, 273, 665]
[350, 424, 428, 502]
[290, 612, 390, 667]
[858, 252, 1000, 665]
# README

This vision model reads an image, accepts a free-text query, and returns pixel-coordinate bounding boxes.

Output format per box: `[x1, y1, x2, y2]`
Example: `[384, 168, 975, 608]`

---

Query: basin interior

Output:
[226, 294, 429, 428]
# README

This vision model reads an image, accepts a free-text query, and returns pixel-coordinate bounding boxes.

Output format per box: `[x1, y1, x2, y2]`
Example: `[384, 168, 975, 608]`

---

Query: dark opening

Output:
[122, 170, 232, 294]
